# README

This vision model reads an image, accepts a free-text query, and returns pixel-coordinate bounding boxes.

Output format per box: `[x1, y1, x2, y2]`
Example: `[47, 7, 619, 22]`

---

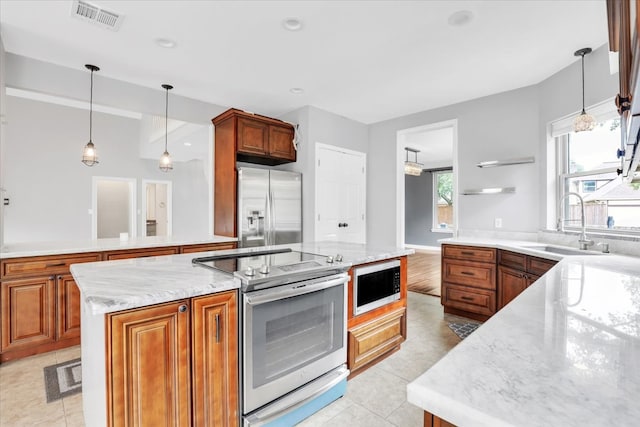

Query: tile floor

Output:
[0, 292, 463, 426]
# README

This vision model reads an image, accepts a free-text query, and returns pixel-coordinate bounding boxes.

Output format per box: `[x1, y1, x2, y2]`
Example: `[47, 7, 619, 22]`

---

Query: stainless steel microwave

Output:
[353, 259, 401, 316]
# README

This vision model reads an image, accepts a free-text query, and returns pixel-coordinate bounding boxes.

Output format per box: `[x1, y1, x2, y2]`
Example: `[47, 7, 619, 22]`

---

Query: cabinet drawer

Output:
[442, 259, 496, 290]
[180, 242, 237, 254]
[443, 283, 495, 316]
[527, 256, 557, 276]
[442, 245, 496, 263]
[104, 247, 180, 260]
[348, 308, 406, 373]
[1, 253, 101, 279]
[498, 250, 526, 271]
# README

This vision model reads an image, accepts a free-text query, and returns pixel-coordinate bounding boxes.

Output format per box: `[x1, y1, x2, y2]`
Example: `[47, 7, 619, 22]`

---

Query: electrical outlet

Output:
[494, 218, 502, 228]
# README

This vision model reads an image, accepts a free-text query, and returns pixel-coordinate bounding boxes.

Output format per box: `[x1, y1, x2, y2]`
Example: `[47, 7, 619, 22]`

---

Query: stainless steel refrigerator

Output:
[237, 167, 302, 248]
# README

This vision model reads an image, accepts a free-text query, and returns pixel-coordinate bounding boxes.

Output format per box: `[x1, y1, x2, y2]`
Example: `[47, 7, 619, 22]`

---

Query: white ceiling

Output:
[0, 0, 609, 124]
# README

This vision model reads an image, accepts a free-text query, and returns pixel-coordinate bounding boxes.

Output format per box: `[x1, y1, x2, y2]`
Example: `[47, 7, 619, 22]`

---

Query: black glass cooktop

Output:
[194, 248, 324, 275]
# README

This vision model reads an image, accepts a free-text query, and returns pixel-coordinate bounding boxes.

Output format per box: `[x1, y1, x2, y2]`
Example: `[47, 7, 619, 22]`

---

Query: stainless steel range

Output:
[193, 248, 351, 426]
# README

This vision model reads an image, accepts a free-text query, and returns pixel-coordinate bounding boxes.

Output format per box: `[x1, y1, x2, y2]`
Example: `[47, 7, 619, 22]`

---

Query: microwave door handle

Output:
[245, 276, 348, 306]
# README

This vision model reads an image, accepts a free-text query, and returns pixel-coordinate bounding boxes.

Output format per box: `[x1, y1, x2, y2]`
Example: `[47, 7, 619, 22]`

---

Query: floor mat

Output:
[448, 322, 480, 340]
[43, 358, 82, 402]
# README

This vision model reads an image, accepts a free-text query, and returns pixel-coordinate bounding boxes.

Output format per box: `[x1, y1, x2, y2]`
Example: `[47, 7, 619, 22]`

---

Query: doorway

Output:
[396, 120, 458, 248]
[142, 180, 172, 237]
[92, 177, 137, 239]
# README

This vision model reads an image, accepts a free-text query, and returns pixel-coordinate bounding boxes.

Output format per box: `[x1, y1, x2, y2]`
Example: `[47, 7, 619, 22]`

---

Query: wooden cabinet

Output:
[497, 250, 556, 309]
[441, 245, 497, 321]
[348, 307, 406, 376]
[212, 108, 296, 238]
[346, 257, 408, 377]
[1, 276, 55, 352]
[107, 291, 238, 427]
[0, 252, 100, 362]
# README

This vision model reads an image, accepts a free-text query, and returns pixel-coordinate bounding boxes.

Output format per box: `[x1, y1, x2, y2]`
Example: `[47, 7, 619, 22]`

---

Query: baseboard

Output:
[405, 244, 441, 251]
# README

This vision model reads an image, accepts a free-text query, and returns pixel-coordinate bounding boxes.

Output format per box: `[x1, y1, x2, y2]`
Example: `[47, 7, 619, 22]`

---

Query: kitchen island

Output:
[71, 241, 412, 427]
[407, 251, 640, 426]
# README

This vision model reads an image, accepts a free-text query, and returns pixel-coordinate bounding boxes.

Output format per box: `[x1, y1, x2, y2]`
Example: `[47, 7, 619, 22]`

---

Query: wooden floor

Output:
[407, 249, 441, 297]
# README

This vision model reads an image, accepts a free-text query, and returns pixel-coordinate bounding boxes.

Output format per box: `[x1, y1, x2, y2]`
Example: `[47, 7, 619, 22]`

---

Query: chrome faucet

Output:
[558, 192, 594, 250]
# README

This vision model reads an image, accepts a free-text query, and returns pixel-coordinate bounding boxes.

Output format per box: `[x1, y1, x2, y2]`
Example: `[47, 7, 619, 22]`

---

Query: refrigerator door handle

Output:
[264, 191, 271, 246]
[270, 189, 276, 246]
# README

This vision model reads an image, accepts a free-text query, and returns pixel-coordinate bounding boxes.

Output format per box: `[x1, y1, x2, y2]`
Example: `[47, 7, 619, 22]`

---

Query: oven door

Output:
[242, 273, 348, 414]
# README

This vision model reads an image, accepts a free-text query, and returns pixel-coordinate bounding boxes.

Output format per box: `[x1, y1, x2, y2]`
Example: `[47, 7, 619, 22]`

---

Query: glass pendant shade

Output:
[573, 111, 596, 132]
[82, 64, 100, 166]
[573, 47, 594, 133]
[404, 147, 423, 176]
[160, 84, 173, 172]
[159, 150, 173, 172]
[82, 141, 98, 166]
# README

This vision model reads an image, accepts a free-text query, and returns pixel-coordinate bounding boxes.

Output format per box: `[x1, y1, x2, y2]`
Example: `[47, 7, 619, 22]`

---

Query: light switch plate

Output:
[494, 218, 502, 228]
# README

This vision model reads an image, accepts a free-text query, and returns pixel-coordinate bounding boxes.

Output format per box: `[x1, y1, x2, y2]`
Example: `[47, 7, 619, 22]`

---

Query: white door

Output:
[315, 144, 366, 243]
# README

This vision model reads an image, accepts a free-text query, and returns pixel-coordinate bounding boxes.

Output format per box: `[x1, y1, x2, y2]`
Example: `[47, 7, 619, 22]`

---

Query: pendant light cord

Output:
[580, 53, 586, 114]
[165, 87, 168, 152]
[89, 68, 94, 142]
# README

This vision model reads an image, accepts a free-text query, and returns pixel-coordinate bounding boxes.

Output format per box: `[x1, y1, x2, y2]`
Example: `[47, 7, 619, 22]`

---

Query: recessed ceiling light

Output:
[448, 10, 473, 26]
[155, 37, 176, 48]
[289, 87, 304, 94]
[282, 18, 303, 31]
[183, 142, 192, 147]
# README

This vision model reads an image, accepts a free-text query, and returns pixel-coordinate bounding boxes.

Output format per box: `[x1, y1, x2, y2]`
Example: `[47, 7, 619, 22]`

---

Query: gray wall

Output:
[404, 172, 449, 247]
[368, 44, 618, 247]
[279, 105, 368, 242]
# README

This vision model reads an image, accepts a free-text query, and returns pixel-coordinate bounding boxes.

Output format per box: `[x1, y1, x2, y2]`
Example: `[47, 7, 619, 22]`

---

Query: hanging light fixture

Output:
[573, 47, 596, 132]
[159, 84, 173, 172]
[81, 64, 100, 166]
[404, 147, 423, 176]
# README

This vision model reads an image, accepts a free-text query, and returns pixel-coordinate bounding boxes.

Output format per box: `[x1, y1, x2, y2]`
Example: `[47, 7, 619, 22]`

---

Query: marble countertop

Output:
[72, 241, 413, 315]
[0, 235, 238, 259]
[407, 254, 640, 426]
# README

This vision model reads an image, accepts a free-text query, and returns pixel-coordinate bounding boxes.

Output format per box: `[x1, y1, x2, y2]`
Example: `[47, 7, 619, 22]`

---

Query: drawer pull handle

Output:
[460, 251, 475, 256]
[47, 263, 66, 267]
[460, 271, 474, 276]
[460, 296, 474, 301]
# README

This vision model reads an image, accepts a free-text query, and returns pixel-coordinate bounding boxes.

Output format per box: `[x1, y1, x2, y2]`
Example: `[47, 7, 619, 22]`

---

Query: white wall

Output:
[0, 35, 7, 249]
[4, 96, 210, 243]
[97, 180, 130, 238]
[368, 44, 618, 247]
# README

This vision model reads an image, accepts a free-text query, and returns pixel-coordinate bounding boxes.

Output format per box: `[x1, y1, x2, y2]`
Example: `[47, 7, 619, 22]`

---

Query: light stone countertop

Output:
[0, 235, 238, 259]
[71, 241, 413, 316]
[407, 251, 640, 426]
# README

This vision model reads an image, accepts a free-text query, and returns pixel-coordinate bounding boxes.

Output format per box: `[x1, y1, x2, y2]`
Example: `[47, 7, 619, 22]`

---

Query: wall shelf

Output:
[476, 156, 534, 168]
[462, 187, 516, 195]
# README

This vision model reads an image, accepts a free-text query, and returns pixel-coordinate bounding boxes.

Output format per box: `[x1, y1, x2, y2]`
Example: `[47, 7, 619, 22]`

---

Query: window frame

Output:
[431, 169, 454, 232]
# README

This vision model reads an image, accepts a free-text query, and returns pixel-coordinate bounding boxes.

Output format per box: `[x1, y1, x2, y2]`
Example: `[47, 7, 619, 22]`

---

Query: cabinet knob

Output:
[178, 305, 188, 313]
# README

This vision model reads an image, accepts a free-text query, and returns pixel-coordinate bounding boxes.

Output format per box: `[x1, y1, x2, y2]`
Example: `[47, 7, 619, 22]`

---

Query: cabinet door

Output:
[237, 117, 268, 155]
[109, 300, 191, 427]
[268, 125, 296, 161]
[57, 274, 81, 341]
[191, 291, 238, 427]
[498, 266, 528, 309]
[1, 276, 55, 351]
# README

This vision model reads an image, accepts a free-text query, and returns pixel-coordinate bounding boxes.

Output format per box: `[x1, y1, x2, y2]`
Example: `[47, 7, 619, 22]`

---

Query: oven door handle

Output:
[245, 275, 348, 306]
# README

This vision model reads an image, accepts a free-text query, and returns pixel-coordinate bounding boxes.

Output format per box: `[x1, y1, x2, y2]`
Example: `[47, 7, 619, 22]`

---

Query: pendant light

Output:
[404, 147, 423, 176]
[573, 47, 596, 132]
[81, 64, 100, 166]
[159, 84, 173, 172]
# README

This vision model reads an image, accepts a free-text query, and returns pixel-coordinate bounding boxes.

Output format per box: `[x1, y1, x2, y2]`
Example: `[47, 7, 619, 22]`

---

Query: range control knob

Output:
[245, 266, 256, 276]
[335, 254, 343, 262]
[259, 264, 270, 274]
[326, 256, 334, 264]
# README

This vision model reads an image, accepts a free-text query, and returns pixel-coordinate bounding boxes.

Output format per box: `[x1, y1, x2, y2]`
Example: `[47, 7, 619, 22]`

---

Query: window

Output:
[433, 170, 454, 230]
[557, 116, 640, 234]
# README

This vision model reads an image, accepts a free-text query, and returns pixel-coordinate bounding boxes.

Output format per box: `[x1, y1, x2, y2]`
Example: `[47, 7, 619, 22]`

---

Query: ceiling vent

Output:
[70, 0, 123, 31]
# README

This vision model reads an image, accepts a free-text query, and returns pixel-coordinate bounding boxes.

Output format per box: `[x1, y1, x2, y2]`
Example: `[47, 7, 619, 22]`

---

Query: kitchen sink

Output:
[517, 245, 604, 256]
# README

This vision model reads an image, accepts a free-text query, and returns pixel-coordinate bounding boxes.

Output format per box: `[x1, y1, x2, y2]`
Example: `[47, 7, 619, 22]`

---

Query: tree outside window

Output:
[434, 171, 453, 229]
